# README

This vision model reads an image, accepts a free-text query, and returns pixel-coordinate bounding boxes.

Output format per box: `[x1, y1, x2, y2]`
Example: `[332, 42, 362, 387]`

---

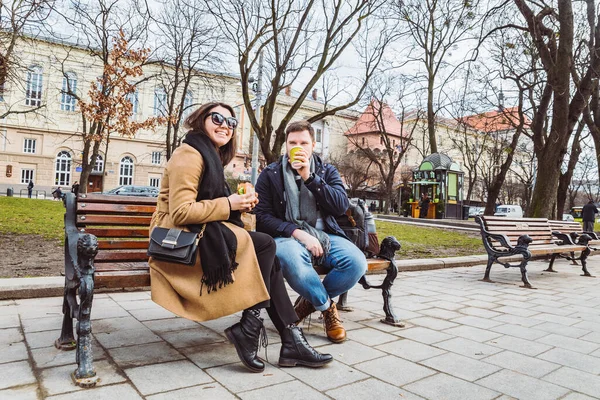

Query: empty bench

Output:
[475, 216, 593, 288]
[56, 192, 402, 387]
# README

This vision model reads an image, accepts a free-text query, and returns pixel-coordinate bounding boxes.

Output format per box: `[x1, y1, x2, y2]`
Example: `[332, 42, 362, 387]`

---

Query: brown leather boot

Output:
[322, 301, 346, 343]
[294, 296, 316, 324]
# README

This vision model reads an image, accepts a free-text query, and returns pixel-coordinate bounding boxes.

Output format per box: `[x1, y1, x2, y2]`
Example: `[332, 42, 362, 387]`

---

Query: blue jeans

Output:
[275, 234, 367, 311]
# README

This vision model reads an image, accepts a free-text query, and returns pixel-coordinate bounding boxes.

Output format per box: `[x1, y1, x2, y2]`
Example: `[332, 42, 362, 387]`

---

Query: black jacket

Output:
[255, 154, 349, 238]
[582, 203, 599, 222]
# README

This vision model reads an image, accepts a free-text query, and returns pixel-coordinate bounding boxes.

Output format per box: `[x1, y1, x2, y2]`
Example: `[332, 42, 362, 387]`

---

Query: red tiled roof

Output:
[344, 99, 406, 137]
[459, 107, 530, 133]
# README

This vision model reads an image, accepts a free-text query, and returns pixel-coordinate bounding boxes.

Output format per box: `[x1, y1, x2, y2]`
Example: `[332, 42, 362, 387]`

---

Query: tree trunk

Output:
[427, 76, 437, 154]
[528, 146, 564, 217]
[556, 122, 583, 217]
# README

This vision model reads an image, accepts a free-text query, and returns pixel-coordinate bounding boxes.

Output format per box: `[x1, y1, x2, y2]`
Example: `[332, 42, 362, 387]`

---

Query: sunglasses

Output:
[208, 112, 238, 130]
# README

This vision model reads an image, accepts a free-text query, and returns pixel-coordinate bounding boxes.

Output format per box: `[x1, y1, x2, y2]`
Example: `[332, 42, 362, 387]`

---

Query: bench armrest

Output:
[552, 231, 576, 245]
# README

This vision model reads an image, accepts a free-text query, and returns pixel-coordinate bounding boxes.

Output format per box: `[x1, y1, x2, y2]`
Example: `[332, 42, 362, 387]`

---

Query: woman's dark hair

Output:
[184, 102, 237, 166]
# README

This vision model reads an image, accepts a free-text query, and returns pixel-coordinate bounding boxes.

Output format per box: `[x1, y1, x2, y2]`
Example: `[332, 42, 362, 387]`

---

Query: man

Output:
[582, 200, 598, 233]
[71, 181, 80, 197]
[27, 180, 34, 198]
[419, 192, 430, 218]
[255, 120, 367, 343]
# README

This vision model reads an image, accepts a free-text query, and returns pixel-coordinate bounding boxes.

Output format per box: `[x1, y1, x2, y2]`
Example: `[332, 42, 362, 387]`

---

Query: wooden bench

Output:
[56, 192, 402, 387]
[475, 216, 593, 288]
[548, 220, 600, 242]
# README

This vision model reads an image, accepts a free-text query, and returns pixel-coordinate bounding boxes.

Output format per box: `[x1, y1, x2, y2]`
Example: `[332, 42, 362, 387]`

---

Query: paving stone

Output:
[529, 305, 576, 316]
[239, 380, 328, 400]
[0, 314, 20, 329]
[108, 291, 151, 301]
[492, 313, 546, 328]
[40, 359, 126, 396]
[532, 322, 591, 338]
[198, 314, 241, 334]
[420, 352, 501, 382]
[31, 340, 106, 369]
[181, 342, 243, 369]
[489, 306, 539, 318]
[482, 350, 561, 378]
[404, 373, 499, 400]
[20, 315, 63, 333]
[0, 385, 38, 400]
[395, 302, 433, 312]
[376, 338, 446, 362]
[24, 329, 62, 349]
[442, 325, 502, 343]
[143, 317, 200, 334]
[360, 318, 402, 333]
[355, 355, 435, 386]
[579, 331, 600, 344]
[0, 360, 36, 389]
[408, 316, 458, 330]
[491, 323, 551, 340]
[451, 315, 503, 330]
[206, 362, 293, 393]
[317, 339, 386, 365]
[160, 326, 225, 348]
[418, 308, 463, 320]
[343, 327, 397, 346]
[145, 382, 237, 400]
[0, 327, 23, 345]
[496, 299, 537, 309]
[559, 393, 598, 400]
[92, 316, 147, 333]
[485, 335, 553, 357]
[434, 337, 502, 360]
[531, 313, 583, 326]
[537, 333, 600, 354]
[394, 327, 454, 344]
[538, 347, 600, 374]
[125, 360, 213, 395]
[0, 341, 29, 364]
[542, 366, 600, 398]
[94, 327, 162, 349]
[327, 378, 423, 400]
[461, 307, 502, 318]
[128, 306, 177, 321]
[476, 369, 570, 400]
[422, 300, 463, 311]
[89, 306, 130, 320]
[119, 299, 162, 311]
[573, 320, 600, 332]
[107, 341, 185, 368]
[45, 383, 143, 399]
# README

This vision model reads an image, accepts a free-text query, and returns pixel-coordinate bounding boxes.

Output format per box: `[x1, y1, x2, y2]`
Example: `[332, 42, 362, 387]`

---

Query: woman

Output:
[149, 102, 332, 372]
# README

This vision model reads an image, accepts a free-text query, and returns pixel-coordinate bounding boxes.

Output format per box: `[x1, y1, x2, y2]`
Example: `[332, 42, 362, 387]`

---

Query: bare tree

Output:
[0, 0, 55, 120]
[205, 0, 395, 164]
[151, 0, 222, 160]
[329, 151, 374, 198]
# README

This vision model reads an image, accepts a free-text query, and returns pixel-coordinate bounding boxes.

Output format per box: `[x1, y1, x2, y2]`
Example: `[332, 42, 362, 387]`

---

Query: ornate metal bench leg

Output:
[570, 251, 578, 265]
[482, 257, 494, 282]
[337, 291, 353, 312]
[580, 247, 593, 277]
[379, 259, 404, 327]
[544, 254, 558, 273]
[519, 254, 533, 289]
[55, 284, 77, 350]
[72, 234, 99, 388]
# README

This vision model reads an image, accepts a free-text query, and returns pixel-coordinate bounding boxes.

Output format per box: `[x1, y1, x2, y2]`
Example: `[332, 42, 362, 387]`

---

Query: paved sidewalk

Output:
[1, 259, 600, 399]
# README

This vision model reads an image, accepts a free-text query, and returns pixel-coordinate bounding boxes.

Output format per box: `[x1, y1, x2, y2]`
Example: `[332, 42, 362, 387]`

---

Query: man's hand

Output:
[290, 149, 311, 181]
[228, 192, 259, 212]
[292, 229, 323, 258]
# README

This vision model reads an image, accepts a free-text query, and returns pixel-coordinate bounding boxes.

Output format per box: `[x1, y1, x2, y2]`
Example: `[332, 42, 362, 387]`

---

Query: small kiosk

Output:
[409, 153, 464, 219]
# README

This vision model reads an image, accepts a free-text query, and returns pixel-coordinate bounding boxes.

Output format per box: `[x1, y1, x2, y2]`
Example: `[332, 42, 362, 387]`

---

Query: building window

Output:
[60, 72, 77, 111]
[127, 89, 139, 118]
[93, 154, 104, 173]
[149, 177, 160, 188]
[25, 65, 43, 106]
[54, 150, 72, 186]
[119, 156, 134, 185]
[362, 137, 365, 146]
[0, 80, 5, 102]
[316, 128, 322, 143]
[23, 138, 36, 154]
[151, 151, 161, 165]
[153, 88, 167, 117]
[182, 91, 193, 120]
[21, 169, 34, 184]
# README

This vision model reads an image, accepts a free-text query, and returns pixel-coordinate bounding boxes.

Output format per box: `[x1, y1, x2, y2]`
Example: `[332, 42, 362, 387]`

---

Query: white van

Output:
[494, 205, 523, 218]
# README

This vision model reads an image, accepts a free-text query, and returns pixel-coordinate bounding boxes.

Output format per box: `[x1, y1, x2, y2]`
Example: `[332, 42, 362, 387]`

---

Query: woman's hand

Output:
[228, 192, 259, 212]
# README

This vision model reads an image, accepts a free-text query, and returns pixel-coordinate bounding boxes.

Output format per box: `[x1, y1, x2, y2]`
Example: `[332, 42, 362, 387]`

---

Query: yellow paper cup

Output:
[289, 146, 303, 164]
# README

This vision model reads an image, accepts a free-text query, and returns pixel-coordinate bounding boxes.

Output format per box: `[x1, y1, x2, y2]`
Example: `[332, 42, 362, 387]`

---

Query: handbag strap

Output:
[162, 228, 183, 249]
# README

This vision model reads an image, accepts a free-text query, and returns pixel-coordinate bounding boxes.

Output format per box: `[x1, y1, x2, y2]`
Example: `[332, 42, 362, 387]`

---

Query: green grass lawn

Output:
[0, 197, 64, 242]
[375, 220, 484, 258]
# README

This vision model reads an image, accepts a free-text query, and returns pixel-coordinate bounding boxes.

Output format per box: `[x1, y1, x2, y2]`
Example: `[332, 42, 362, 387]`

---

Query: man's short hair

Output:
[285, 120, 315, 142]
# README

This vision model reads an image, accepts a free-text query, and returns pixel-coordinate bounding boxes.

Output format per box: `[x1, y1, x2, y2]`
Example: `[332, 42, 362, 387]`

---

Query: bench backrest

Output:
[548, 220, 582, 234]
[76, 193, 156, 276]
[479, 216, 553, 248]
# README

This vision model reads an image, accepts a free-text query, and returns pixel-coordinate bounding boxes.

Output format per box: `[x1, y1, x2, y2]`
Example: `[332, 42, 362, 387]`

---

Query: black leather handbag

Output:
[147, 226, 205, 266]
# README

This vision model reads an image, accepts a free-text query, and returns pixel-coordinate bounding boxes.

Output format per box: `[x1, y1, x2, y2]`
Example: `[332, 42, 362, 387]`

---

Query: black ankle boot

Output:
[225, 310, 267, 373]
[279, 325, 333, 368]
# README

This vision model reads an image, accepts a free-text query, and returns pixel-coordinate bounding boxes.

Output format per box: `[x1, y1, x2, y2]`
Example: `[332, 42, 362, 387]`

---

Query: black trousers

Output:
[247, 231, 298, 333]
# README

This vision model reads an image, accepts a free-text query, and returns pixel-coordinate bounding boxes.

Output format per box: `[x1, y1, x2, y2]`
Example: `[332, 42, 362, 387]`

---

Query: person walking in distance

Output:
[27, 180, 34, 198]
[582, 200, 598, 233]
[419, 192, 430, 219]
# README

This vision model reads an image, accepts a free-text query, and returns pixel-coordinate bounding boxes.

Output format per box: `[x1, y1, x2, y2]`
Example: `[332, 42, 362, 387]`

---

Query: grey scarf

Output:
[282, 154, 331, 264]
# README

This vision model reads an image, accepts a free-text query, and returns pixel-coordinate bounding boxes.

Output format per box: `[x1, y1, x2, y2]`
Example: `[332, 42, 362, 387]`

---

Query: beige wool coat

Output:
[149, 143, 269, 321]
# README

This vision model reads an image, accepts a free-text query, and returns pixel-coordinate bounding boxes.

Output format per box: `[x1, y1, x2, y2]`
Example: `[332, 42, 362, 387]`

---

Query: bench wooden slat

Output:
[95, 262, 149, 271]
[84, 228, 150, 238]
[77, 215, 152, 225]
[78, 203, 156, 214]
[95, 251, 149, 262]
[95, 271, 150, 288]
[98, 240, 149, 250]
[78, 193, 158, 205]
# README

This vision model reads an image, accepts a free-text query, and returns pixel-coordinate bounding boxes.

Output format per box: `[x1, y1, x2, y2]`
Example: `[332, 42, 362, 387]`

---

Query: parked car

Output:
[104, 185, 159, 197]
[468, 206, 484, 218]
[562, 214, 575, 222]
[493, 205, 523, 218]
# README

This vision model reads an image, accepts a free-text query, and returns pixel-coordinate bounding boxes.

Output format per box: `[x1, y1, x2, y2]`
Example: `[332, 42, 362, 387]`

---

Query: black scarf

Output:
[182, 131, 243, 294]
